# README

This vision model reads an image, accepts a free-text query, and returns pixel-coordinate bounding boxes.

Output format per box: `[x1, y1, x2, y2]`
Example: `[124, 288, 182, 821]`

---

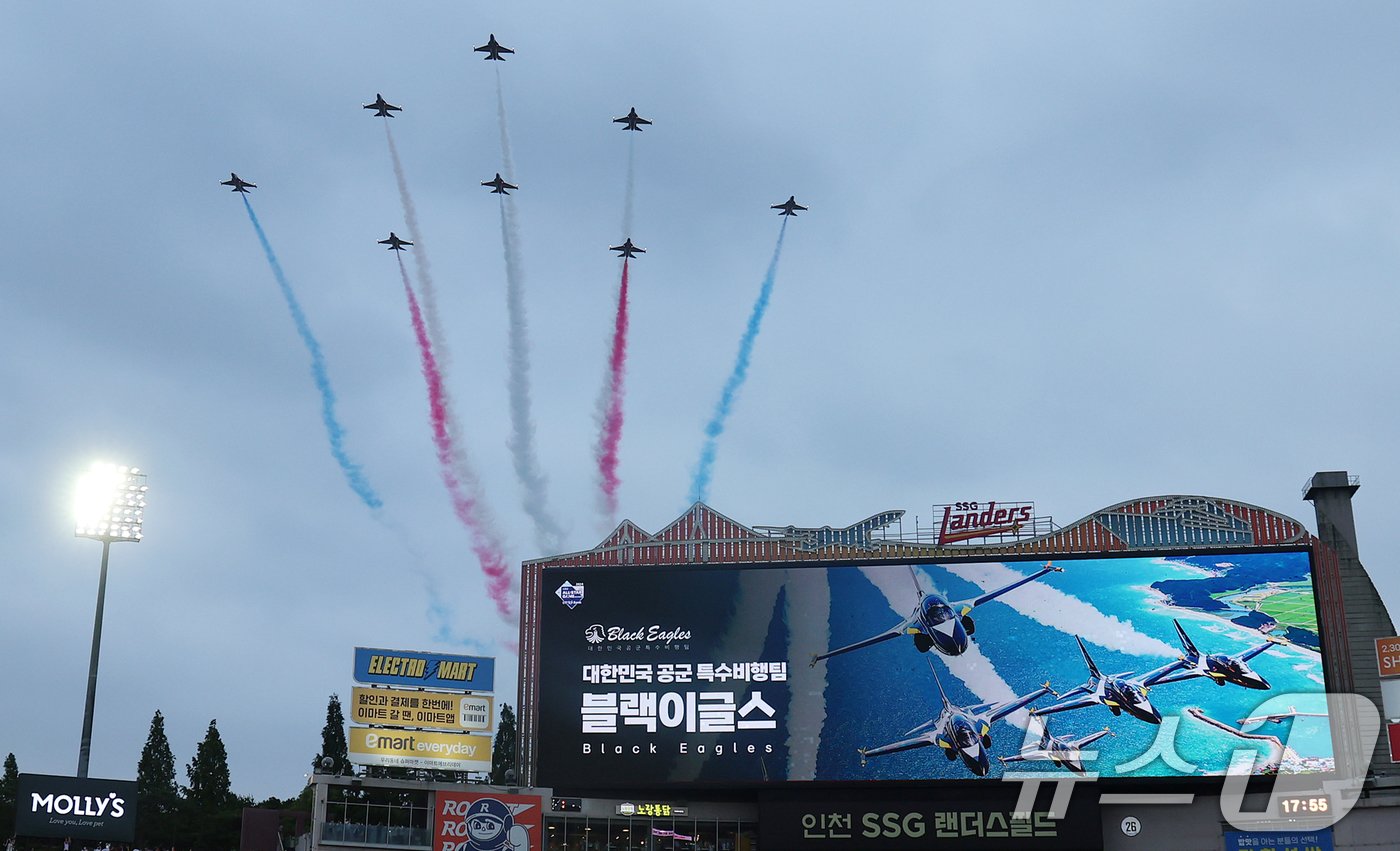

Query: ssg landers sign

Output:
[15, 774, 137, 841]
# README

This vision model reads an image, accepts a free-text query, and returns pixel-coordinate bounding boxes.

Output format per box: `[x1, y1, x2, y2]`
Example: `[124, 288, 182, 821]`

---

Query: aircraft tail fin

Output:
[1075, 635, 1101, 679]
[1173, 619, 1200, 660]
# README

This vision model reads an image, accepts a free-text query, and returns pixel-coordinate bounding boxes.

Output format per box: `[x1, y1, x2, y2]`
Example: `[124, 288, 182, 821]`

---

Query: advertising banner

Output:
[348, 727, 492, 772]
[760, 789, 1101, 851]
[354, 647, 495, 692]
[1375, 636, 1400, 678]
[535, 550, 1331, 786]
[350, 686, 493, 732]
[15, 774, 137, 841]
[1222, 829, 1332, 851]
[435, 790, 543, 851]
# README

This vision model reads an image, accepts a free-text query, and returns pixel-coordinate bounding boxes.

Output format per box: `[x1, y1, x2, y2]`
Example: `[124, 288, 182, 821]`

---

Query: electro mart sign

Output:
[354, 647, 495, 692]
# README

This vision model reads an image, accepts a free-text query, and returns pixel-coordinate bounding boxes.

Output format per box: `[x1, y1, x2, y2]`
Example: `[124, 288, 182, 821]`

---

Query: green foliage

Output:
[183, 720, 239, 851]
[1, 752, 19, 836]
[136, 711, 181, 846]
[186, 719, 233, 809]
[313, 694, 354, 777]
[491, 704, 517, 784]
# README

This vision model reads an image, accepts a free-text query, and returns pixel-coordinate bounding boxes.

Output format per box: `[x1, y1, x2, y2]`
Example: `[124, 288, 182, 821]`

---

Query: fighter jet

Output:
[811, 563, 1063, 665]
[378, 232, 413, 251]
[1237, 706, 1329, 726]
[997, 722, 1113, 775]
[1029, 635, 1188, 725]
[221, 173, 256, 193]
[481, 173, 518, 195]
[474, 34, 514, 60]
[771, 196, 807, 216]
[609, 238, 645, 258]
[363, 94, 402, 117]
[858, 659, 1053, 777]
[613, 108, 652, 131]
[1147, 620, 1279, 690]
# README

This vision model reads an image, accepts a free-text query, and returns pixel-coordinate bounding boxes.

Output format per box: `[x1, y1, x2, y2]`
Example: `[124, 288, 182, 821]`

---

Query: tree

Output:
[490, 704, 517, 784]
[185, 719, 233, 810]
[313, 694, 353, 777]
[1, 752, 18, 835]
[136, 711, 180, 846]
[183, 720, 240, 851]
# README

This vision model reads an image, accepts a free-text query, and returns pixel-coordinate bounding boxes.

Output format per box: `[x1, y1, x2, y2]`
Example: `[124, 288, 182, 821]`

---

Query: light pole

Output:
[73, 462, 148, 778]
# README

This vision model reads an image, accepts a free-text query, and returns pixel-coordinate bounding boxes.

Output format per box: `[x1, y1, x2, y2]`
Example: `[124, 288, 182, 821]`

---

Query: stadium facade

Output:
[309, 470, 1400, 851]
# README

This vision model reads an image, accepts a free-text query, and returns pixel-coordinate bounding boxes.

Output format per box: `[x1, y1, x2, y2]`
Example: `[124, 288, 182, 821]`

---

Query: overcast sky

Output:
[5, 2, 1400, 802]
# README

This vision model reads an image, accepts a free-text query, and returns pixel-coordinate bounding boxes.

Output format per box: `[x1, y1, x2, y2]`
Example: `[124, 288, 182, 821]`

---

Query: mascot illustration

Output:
[463, 798, 529, 851]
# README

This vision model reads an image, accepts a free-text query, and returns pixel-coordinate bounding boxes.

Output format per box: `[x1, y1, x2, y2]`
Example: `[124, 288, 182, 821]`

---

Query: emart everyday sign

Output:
[348, 727, 492, 772]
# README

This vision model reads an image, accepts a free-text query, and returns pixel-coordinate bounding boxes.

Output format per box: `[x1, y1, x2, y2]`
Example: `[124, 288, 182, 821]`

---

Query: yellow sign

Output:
[348, 727, 492, 772]
[350, 687, 493, 732]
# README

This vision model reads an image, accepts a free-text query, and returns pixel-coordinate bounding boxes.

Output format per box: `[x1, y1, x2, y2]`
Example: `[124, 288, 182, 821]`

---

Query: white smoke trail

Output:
[499, 197, 565, 554]
[385, 124, 449, 368]
[956, 562, 1178, 657]
[385, 123, 515, 598]
[495, 71, 565, 554]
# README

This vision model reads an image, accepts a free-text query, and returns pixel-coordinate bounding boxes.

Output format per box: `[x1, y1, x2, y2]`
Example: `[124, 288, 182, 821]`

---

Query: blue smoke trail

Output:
[242, 196, 383, 510]
[688, 218, 788, 505]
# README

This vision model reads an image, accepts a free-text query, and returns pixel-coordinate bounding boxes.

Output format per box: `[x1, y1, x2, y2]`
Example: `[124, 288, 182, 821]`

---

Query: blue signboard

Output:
[353, 646, 494, 692]
[1223, 829, 1333, 851]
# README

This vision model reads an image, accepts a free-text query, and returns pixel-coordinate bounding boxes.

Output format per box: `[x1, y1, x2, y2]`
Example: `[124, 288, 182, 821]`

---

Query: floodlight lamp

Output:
[74, 462, 148, 542]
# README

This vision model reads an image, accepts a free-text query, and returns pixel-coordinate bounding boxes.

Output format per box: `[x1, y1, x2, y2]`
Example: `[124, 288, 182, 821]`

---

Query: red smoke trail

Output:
[397, 255, 514, 621]
[595, 259, 630, 521]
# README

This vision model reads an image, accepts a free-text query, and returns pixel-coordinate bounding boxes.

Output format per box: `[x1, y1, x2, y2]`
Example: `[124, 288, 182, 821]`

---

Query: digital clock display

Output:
[1278, 794, 1331, 817]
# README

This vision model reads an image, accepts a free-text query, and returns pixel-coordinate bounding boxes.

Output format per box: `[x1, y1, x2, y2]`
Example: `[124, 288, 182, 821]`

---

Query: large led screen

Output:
[535, 550, 1332, 786]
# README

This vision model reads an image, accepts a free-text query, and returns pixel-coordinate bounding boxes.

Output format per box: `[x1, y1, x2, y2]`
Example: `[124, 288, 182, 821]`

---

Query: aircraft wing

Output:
[811, 619, 909, 665]
[861, 732, 934, 761]
[956, 564, 1056, 611]
[1142, 668, 1201, 686]
[1030, 691, 1098, 717]
[1073, 728, 1113, 749]
[983, 684, 1054, 723]
[1236, 641, 1277, 663]
[968, 684, 1052, 722]
[1139, 659, 1190, 687]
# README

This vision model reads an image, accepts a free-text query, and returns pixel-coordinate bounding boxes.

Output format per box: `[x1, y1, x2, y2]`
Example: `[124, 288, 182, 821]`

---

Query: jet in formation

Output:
[482, 173, 518, 195]
[997, 722, 1113, 775]
[221, 173, 256, 193]
[378, 232, 413, 251]
[613, 108, 652, 131]
[363, 94, 402, 117]
[858, 659, 1052, 777]
[1030, 635, 1188, 725]
[475, 34, 514, 60]
[771, 196, 807, 216]
[610, 238, 645, 258]
[1148, 620, 1279, 690]
[811, 563, 1063, 665]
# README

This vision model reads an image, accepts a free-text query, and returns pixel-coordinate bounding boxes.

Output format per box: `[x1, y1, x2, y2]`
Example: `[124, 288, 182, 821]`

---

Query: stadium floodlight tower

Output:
[73, 461, 148, 778]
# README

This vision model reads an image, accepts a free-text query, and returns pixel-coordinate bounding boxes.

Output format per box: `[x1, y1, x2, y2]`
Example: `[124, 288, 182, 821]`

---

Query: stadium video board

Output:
[535, 550, 1332, 786]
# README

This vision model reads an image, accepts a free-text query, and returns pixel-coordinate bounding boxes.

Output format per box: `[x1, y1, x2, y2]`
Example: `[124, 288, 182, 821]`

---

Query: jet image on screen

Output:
[535, 549, 1332, 786]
